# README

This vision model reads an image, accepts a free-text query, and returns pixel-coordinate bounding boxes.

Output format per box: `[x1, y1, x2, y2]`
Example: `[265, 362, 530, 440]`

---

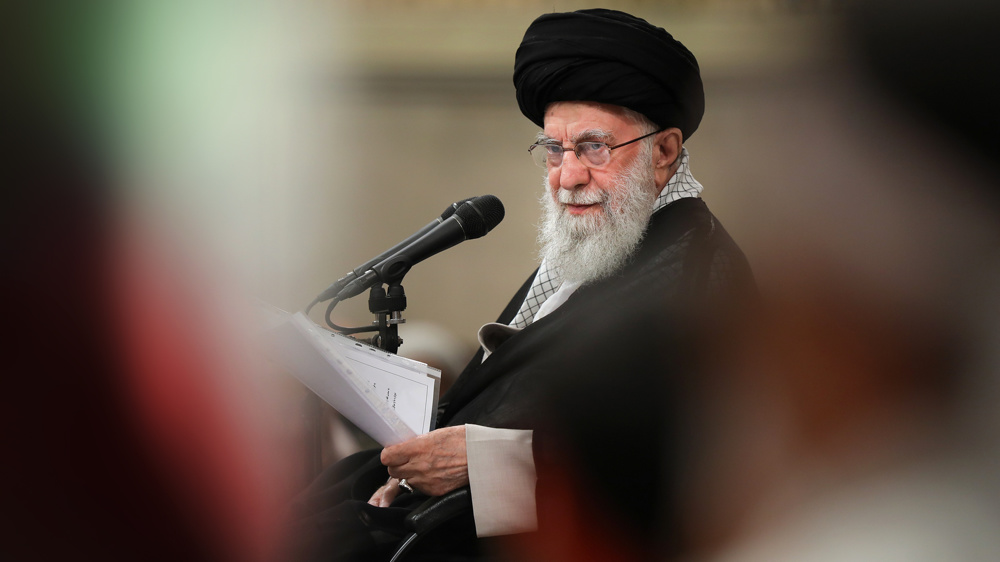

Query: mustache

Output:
[556, 189, 607, 206]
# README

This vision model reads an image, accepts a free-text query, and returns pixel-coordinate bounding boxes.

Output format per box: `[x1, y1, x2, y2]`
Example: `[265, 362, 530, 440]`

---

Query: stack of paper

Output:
[265, 310, 440, 446]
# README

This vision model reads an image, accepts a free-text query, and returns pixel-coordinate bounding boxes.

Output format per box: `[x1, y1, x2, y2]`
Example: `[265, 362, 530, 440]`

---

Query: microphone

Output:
[336, 195, 505, 300]
[314, 197, 475, 303]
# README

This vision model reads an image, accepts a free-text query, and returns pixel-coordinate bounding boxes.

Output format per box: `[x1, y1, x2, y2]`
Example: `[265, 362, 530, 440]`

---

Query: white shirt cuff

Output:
[465, 424, 538, 537]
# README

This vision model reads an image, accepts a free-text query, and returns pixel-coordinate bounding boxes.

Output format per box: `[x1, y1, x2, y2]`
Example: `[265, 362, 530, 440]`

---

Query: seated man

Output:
[291, 9, 753, 561]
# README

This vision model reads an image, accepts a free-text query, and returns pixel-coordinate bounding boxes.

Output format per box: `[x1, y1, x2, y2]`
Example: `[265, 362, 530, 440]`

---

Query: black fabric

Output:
[437, 198, 750, 429]
[513, 8, 705, 139]
[291, 198, 753, 560]
[287, 450, 457, 562]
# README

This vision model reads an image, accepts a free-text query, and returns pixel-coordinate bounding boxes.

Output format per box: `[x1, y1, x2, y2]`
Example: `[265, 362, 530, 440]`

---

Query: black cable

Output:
[324, 297, 379, 335]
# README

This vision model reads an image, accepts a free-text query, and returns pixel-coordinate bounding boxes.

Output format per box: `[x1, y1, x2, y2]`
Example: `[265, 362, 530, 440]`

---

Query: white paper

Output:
[264, 309, 440, 445]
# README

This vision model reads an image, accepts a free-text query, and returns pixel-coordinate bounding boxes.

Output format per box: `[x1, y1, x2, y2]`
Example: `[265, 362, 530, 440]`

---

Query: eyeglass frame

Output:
[528, 128, 665, 169]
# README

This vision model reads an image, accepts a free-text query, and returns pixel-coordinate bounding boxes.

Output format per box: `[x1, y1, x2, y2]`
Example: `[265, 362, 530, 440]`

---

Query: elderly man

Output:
[292, 9, 752, 561]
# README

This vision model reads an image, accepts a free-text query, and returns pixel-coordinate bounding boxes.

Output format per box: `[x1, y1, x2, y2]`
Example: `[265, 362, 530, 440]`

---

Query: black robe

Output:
[289, 197, 753, 561]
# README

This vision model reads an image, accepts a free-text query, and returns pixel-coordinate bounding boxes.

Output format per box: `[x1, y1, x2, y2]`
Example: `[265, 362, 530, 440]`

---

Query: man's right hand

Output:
[368, 477, 403, 507]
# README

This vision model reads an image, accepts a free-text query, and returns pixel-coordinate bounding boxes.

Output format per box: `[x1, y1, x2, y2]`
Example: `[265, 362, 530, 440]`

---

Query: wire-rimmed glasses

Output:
[528, 129, 663, 169]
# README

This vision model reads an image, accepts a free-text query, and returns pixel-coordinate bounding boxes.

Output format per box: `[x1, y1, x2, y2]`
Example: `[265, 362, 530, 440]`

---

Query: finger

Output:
[386, 465, 409, 479]
[380, 443, 410, 467]
[378, 480, 400, 507]
[367, 485, 385, 507]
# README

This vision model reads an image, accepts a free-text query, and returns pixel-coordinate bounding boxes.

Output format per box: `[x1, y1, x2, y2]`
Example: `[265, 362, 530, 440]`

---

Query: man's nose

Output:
[558, 149, 591, 190]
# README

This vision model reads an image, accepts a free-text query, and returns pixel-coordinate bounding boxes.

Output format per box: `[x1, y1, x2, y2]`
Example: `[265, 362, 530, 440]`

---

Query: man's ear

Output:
[653, 128, 683, 188]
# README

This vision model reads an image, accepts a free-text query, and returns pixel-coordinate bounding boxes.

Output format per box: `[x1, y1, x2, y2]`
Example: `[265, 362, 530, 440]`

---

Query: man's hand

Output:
[380, 425, 469, 497]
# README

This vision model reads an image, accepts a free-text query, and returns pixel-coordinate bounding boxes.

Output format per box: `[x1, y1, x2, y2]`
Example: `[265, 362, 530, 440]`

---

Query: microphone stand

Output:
[367, 283, 407, 354]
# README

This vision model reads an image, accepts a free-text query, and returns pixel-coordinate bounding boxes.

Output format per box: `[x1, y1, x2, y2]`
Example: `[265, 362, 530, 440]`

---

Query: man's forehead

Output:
[542, 101, 638, 140]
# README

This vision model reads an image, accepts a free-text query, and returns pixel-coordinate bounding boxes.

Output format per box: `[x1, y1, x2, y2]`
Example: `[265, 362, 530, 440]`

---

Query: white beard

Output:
[538, 146, 659, 285]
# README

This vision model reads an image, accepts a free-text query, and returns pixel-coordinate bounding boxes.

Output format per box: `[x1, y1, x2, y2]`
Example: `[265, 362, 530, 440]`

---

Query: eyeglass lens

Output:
[530, 142, 610, 169]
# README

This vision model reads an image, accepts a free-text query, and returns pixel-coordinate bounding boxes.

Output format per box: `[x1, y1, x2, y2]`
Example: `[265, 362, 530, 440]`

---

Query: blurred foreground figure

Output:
[4, 57, 292, 562]
[291, 9, 753, 562]
[509, 1, 1000, 561]
[3, 4, 302, 560]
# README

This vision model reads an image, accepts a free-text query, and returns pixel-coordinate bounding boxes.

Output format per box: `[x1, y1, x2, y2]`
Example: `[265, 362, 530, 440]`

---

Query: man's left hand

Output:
[380, 425, 468, 496]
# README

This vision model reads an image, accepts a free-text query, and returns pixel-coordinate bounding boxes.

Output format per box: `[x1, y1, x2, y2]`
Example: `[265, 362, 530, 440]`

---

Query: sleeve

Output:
[465, 424, 538, 537]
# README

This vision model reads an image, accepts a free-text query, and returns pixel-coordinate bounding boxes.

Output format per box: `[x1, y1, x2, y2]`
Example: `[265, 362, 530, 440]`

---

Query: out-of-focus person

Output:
[698, 2, 1000, 559]
[3, 3, 315, 560]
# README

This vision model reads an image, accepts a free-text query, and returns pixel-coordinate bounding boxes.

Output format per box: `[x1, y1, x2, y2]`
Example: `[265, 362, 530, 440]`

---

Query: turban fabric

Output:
[513, 9, 705, 140]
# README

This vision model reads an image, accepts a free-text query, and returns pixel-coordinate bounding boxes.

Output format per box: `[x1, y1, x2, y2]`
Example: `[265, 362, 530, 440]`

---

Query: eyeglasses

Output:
[528, 129, 663, 169]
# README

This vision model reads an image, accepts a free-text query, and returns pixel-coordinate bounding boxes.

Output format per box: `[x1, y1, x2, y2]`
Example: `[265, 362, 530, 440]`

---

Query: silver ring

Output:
[398, 478, 414, 493]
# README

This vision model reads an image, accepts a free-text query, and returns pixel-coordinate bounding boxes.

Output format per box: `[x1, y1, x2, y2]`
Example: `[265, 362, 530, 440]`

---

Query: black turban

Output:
[513, 9, 705, 140]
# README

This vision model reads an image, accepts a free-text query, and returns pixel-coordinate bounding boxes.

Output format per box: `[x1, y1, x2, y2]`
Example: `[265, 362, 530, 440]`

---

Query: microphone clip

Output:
[367, 283, 407, 354]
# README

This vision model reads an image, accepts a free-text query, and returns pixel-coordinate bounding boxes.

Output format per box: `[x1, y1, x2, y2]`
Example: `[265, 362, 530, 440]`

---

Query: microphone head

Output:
[439, 197, 476, 221]
[454, 195, 505, 239]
